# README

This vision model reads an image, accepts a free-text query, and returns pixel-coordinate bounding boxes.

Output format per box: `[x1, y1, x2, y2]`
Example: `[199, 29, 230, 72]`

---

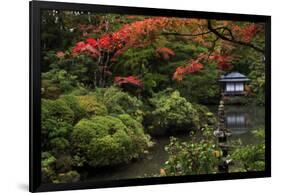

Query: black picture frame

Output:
[29, 1, 271, 192]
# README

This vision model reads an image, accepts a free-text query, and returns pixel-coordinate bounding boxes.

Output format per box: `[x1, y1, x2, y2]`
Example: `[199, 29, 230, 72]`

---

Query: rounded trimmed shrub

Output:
[71, 115, 151, 167]
[42, 98, 75, 124]
[146, 90, 200, 135]
[59, 95, 87, 122]
[76, 95, 107, 117]
[94, 86, 144, 122]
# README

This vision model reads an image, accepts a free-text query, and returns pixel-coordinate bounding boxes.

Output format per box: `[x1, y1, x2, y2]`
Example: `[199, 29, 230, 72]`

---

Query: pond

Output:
[81, 105, 265, 182]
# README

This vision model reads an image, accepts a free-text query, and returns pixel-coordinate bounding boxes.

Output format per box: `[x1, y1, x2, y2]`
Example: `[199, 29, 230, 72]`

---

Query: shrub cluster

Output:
[71, 115, 151, 167]
[145, 90, 200, 135]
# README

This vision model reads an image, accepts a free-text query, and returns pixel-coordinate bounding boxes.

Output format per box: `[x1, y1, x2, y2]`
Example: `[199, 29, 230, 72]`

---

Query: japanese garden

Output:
[40, 10, 266, 184]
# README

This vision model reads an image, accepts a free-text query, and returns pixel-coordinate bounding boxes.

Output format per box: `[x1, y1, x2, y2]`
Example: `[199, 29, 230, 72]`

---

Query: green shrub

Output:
[60, 95, 87, 122]
[94, 86, 144, 122]
[192, 103, 217, 127]
[41, 99, 75, 154]
[41, 152, 57, 183]
[77, 95, 107, 117]
[71, 115, 151, 167]
[70, 86, 89, 96]
[42, 99, 75, 124]
[41, 79, 62, 99]
[118, 114, 153, 155]
[230, 128, 265, 172]
[146, 90, 200, 135]
[41, 68, 79, 100]
[163, 126, 219, 176]
[41, 152, 80, 183]
[55, 171, 80, 183]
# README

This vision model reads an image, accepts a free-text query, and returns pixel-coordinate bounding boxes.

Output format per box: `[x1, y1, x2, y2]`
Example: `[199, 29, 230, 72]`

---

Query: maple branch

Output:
[208, 37, 219, 58]
[162, 21, 264, 54]
[207, 20, 264, 54]
[161, 26, 226, 37]
[162, 31, 212, 37]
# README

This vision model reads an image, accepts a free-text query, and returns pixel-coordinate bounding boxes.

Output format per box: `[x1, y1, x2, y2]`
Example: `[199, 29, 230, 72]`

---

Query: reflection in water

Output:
[83, 105, 264, 182]
[224, 105, 265, 145]
[226, 113, 248, 135]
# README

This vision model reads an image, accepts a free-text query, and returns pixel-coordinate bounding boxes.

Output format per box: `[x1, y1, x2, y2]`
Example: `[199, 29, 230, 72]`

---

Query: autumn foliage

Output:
[173, 61, 204, 81]
[70, 15, 262, 85]
[114, 76, 142, 87]
[156, 47, 175, 60]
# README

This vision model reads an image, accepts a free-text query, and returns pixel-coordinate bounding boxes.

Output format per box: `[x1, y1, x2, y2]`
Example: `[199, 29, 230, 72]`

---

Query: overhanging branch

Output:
[207, 20, 264, 54]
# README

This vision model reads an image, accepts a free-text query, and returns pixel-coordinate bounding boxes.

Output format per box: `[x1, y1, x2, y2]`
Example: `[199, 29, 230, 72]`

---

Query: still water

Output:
[81, 105, 265, 182]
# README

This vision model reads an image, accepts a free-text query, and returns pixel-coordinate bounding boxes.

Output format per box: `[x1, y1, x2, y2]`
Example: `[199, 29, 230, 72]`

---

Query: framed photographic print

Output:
[30, 0, 271, 192]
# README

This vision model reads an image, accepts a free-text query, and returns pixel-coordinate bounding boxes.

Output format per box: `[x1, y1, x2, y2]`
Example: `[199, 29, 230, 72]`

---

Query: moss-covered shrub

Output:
[41, 99, 74, 152]
[59, 95, 87, 122]
[41, 152, 80, 184]
[192, 103, 217, 127]
[42, 98, 75, 124]
[77, 95, 107, 117]
[41, 79, 62, 99]
[42, 152, 57, 183]
[41, 69, 78, 98]
[55, 171, 80, 183]
[118, 114, 153, 155]
[146, 90, 200, 135]
[71, 115, 151, 167]
[94, 86, 144, 122]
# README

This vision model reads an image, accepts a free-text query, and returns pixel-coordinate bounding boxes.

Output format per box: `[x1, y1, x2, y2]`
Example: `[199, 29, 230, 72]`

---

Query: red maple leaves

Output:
[72, 40, 101, 58]
[232, 23, 258, 43]
[209, 54, 232, 70]
[156, 47, 175, 60]
[114, 76, 142, 87]
[173, 61, 204, 81]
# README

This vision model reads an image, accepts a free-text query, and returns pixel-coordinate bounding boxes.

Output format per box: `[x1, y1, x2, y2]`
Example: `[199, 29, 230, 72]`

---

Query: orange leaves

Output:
[114, 76, 142, 87]
[209, 54, 232, 70]
[228, 23, 258, 43]
[72, 40, 101, 58]
[156, 47, 175, 60]
[172, 52, 233, 82]
[240, 24, 258, 42]
[173, 60, 204, 81]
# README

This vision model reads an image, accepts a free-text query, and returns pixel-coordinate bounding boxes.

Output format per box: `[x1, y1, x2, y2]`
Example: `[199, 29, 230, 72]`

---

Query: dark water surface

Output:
[81, 105, 265, 182]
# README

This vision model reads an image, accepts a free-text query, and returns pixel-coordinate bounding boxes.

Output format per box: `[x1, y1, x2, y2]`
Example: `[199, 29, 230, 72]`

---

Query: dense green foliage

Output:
[71, 115, 151, 167]
[163, 126, 220, 175]
[145, 89, 216, 135]
[40, 10, 266, 183]
[230, 129, 265, 172]
[94, 86, 144, 122]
